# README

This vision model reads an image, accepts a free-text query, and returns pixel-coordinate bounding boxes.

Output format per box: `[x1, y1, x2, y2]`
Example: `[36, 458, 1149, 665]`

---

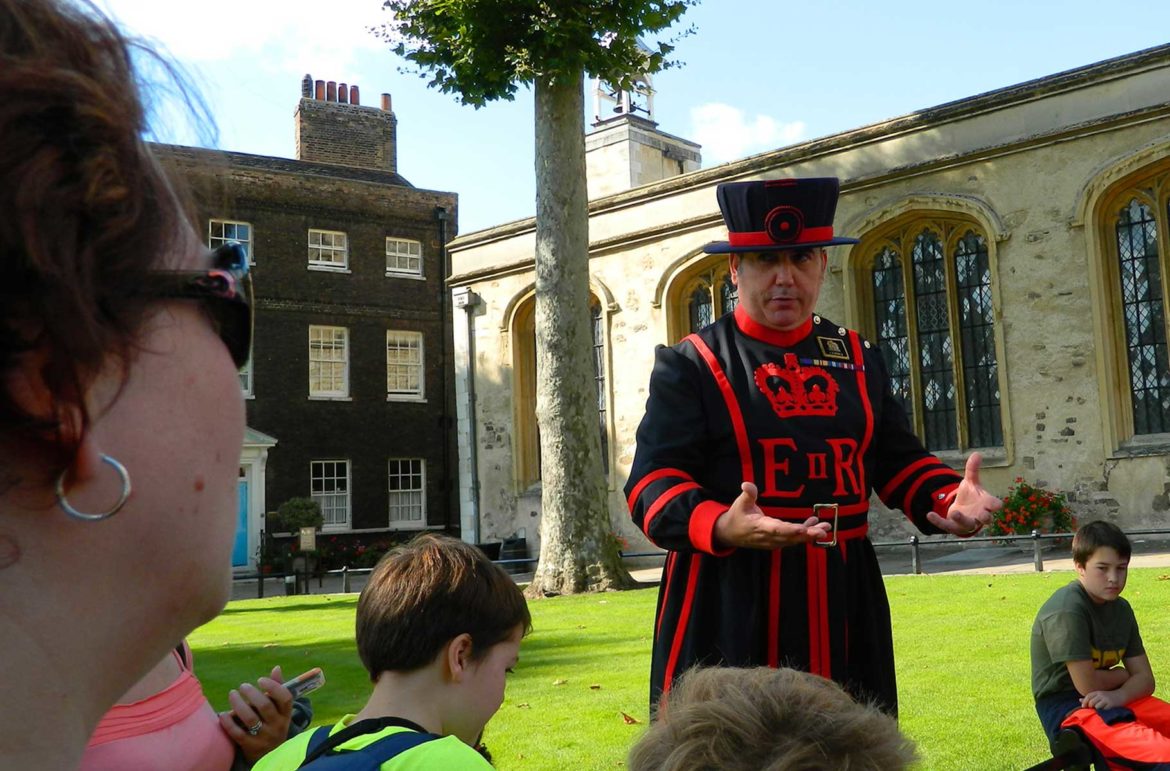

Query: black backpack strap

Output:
[297, 717, 439, 769]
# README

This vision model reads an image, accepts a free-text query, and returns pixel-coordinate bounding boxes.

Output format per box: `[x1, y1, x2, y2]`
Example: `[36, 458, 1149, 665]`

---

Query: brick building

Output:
[158, 76, 458, 571]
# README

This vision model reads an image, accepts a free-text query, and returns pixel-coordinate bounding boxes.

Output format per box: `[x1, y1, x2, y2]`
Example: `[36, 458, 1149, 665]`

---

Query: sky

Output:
[97, 0, 1170, 234]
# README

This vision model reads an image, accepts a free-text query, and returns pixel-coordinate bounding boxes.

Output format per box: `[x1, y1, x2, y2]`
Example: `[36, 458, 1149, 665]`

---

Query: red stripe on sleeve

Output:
[848, 331, 873, 501]
[688, 500, 734, 556]
[662, 555, 704, 698]
[643, 482, 701, 537]
[902, 468, 963, 518]
[685, 334, 754, 485]
[878, 457, 937, 502]
[627, 467, 693, 513]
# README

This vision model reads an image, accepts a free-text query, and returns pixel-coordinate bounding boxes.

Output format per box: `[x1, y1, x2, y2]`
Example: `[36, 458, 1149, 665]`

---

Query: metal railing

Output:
[237, 528, 1170, 596]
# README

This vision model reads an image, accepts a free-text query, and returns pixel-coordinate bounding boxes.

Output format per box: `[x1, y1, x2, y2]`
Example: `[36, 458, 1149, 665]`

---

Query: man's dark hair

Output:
[1072, 520, 1131, 566]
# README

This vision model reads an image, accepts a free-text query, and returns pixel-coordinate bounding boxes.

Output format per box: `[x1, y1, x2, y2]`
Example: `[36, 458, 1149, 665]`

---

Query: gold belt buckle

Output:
[812, 503, 839, 548]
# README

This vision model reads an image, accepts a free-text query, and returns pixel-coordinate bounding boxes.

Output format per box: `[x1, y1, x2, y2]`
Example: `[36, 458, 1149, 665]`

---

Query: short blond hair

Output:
[627, 666, 917, 771]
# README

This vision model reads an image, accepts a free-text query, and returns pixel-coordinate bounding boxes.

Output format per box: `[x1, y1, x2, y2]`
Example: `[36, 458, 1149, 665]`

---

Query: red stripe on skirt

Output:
[806, 543, 831, 678]
[662, 555, 703, 697]
[768, 550, 782, 667]
[655, 552, 676, 638]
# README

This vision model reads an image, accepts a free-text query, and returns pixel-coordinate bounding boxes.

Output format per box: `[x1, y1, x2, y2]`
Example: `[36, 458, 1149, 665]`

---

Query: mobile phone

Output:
[285, 667, 325, 700]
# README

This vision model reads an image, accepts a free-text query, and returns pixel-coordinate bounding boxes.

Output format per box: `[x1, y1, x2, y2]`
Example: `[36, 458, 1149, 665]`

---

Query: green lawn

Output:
[191, 568, 1170, 770]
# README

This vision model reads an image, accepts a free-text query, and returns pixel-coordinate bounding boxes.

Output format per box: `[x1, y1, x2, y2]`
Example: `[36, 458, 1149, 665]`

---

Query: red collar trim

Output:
[733, 305, 812, 346]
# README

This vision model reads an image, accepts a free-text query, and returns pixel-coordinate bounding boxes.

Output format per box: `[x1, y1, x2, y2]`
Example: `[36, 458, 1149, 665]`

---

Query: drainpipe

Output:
[452, 287, 482, 544]
[434, 206, 453, 531]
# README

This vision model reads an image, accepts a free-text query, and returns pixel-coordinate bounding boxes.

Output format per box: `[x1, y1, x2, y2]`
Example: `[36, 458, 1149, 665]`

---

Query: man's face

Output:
[730, 248, 827, 331]
[1076, 546, 1129, 604]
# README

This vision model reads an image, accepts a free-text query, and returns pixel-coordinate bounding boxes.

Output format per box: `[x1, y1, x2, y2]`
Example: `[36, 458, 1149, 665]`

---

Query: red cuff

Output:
[932, 483, 959, 519]
[933, 484, 981, 537]
[689, 500, 735, 556]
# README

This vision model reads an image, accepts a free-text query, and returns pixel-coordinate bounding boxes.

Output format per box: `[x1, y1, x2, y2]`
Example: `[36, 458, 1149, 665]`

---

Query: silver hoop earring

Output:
[56, 453, 132, 522]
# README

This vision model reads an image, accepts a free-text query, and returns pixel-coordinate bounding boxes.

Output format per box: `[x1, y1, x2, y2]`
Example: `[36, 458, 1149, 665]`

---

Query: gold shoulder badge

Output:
[817, 336, 850, 361]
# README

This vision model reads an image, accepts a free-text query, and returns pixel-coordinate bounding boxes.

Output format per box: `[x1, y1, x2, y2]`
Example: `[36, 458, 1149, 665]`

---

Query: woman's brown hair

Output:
[0, 0, 197, 467]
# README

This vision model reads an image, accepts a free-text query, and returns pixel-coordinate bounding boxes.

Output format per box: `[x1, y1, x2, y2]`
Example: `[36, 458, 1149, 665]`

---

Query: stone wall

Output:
[449, 45, 1170, 556]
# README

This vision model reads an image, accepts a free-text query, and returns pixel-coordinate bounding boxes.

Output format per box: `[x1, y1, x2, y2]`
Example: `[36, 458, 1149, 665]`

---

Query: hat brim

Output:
[702, 236, 860, 254]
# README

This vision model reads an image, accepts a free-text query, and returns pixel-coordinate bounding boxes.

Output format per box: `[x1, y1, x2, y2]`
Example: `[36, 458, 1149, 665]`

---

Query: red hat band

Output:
[728, 226, 835, 248]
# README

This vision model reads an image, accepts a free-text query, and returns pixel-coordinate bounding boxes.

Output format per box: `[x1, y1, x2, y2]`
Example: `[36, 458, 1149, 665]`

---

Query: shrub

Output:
[276, 497, 323, 533]
[987, 477, 1076, 537]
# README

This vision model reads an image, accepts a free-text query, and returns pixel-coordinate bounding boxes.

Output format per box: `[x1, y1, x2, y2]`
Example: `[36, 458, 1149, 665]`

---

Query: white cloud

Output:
[689, 102, 805, 165]
[97, 0, 388, 75]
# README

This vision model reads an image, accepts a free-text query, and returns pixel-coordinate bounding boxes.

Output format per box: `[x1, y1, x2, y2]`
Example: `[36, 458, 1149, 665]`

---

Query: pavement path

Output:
[232, 536, 1170, 601]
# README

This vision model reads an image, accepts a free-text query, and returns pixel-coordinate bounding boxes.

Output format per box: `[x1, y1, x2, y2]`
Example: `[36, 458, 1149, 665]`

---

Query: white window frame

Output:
[387, 458, 426, 529]
[385, 237, 423, 278]
[238, 353, 254, 398]
[311, 460, 351, 531]
[308, 229, 349, 271]
[209, 219, 253, 264]
[308, 325, 349, 398]
[386, 331, 425, 401]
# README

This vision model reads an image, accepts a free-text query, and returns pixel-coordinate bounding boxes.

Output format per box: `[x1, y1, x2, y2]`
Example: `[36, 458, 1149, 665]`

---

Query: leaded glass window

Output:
[871, 247, 913, 420]
[689, 283, 712, 332]
[913, 231, 958, 450]
[684, 265, 738, 334]
[591, 299, 609, 472]
[1116, 198, 1170, 434]
[955, 231, 1002, 447]
[865, 218, 1003, 452]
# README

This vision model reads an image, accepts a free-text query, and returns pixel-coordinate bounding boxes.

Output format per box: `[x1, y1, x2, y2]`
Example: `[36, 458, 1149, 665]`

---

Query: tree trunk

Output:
[526, 72, 635, 596]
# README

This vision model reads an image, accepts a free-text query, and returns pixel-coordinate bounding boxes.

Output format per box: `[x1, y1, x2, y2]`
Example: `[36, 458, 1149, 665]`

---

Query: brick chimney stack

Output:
[295, 72, 397, 172]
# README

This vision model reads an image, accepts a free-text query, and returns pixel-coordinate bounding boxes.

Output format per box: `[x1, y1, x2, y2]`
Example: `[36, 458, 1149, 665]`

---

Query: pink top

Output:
[81, 644, 236, 771]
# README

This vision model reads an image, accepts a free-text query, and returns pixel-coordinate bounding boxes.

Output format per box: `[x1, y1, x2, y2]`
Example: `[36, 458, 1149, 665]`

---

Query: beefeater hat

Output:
[702, 177, 859, 254]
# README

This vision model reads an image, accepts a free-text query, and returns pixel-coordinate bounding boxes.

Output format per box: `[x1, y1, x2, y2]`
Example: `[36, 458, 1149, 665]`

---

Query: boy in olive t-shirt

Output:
[1030, 521, 1170, 766]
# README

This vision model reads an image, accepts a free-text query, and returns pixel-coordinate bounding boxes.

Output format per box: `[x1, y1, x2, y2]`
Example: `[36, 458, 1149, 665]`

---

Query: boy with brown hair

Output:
[626, 666, 917, 771]
[255, 533, 531, 770]
[1031, 520, 1170, 766]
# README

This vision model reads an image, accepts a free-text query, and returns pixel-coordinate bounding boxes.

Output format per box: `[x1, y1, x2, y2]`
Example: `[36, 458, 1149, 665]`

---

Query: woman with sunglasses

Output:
[0, 1, 254, 767]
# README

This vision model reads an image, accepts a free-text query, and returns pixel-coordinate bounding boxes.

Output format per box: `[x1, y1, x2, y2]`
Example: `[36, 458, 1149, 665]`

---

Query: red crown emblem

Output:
[754, 354, 839, 418]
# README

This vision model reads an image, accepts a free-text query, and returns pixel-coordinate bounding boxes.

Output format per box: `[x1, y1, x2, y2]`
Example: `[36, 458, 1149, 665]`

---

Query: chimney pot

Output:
[338, 83, 348, 104]
[301, 73, 312, 98]
[314, 80, 325, 100]
[381, 93, 392, 112]
[326, 81, 337, 102]
[350, 85, 360, 106]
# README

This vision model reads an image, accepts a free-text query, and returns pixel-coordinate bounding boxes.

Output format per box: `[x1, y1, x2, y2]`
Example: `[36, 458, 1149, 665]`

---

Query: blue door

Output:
[233, 479, 249, 567]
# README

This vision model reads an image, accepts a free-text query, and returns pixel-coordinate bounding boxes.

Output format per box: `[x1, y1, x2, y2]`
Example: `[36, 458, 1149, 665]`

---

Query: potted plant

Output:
[987, 477, 1076, 547]
[275, 497, 324, 534]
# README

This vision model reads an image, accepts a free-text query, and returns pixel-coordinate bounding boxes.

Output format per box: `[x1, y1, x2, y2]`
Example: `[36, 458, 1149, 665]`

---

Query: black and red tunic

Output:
[624, 305, 962, 714]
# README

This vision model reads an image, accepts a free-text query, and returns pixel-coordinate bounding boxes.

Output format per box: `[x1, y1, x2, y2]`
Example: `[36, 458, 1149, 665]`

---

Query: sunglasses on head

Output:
[146, 242, 253, 369]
